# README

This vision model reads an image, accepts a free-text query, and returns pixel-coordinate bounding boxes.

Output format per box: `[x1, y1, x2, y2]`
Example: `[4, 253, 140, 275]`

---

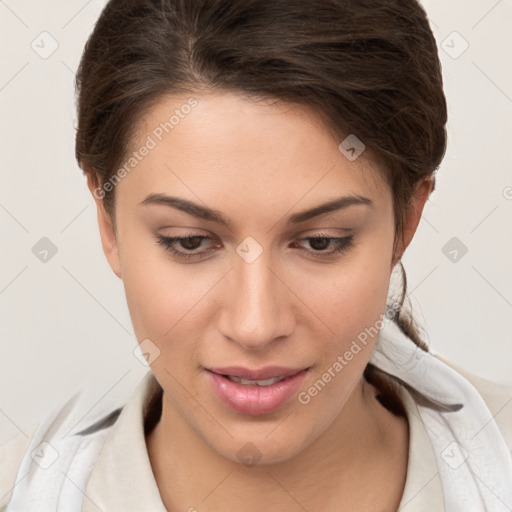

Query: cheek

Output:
[295, 260, 391, 425]
[295, 250, 391, 343]
[119, 234, 204, 341]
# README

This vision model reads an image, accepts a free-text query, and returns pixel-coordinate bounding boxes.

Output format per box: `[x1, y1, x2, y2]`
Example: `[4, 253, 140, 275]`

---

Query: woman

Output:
[1, 0, 511, 510]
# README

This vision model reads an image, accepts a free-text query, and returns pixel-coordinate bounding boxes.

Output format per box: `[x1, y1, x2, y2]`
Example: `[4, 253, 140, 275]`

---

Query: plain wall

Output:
[1, 0, 511, 444]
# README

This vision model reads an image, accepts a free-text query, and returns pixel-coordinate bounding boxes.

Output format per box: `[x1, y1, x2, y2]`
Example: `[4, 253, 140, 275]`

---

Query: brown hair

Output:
[75, 0, 449, 415]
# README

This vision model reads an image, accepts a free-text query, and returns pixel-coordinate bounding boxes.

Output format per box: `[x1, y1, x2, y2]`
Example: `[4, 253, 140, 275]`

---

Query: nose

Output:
[217, 252, 296, 351]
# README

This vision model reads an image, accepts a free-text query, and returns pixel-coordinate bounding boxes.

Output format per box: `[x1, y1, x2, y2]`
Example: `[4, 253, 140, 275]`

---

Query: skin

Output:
[87, 91, 431, 511]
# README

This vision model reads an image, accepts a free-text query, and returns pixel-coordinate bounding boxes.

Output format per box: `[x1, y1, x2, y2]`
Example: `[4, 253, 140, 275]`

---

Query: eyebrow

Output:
[140, 193, 373, 229]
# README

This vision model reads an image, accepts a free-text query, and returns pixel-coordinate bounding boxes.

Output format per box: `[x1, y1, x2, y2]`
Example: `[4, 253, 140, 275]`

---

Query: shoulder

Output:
[0, 426, 37, 510]
[0, 388, 126, 510]
[434, 353, 512, 449]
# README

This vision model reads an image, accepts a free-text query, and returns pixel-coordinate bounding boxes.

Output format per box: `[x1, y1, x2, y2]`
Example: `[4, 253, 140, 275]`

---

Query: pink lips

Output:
[206, 366, 309, 416]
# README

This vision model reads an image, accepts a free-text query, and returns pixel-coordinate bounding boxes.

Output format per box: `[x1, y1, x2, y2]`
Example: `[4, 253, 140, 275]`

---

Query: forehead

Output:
[121, 92, 389, 208]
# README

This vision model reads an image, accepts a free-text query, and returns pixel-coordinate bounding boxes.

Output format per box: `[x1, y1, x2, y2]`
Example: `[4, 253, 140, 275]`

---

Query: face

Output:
[89, 91, 426, 465]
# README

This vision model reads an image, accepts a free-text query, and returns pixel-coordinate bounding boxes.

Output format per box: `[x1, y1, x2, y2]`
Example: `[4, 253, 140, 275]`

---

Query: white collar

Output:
[369, 317, 512, 510]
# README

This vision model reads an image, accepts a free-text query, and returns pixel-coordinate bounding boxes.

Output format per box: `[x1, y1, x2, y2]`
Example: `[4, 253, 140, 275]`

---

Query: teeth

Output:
[227, 375, 287, 386]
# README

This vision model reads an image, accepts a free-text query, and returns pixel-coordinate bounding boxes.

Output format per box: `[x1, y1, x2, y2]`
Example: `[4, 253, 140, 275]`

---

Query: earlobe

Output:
[392, 178, 433, 266]
[85, 172, 122, 279]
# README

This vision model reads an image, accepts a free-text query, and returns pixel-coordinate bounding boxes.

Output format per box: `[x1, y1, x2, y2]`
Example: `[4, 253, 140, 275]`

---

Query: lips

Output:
[205, 366, 310, 415]
[207, 366, 308, 381]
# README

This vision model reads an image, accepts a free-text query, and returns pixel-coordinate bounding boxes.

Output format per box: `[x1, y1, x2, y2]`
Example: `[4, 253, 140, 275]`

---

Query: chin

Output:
[205, 428, 311, 468]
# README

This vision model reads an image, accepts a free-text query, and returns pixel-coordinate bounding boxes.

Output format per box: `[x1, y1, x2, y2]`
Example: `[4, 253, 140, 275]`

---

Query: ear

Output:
[392, 177, 433, 266]
[85, 172, 122, 279]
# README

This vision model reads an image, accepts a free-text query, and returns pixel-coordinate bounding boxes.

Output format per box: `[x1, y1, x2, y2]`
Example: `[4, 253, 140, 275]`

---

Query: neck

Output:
[146, 378, 408, 512]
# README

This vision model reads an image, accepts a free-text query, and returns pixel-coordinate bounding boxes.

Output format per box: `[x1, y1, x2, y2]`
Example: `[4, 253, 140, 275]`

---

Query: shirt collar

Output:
[82, 370, 167, 512]
[397, 385, 445, 511]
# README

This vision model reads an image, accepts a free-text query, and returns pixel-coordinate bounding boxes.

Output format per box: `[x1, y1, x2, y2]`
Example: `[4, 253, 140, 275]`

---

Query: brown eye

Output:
[293, 234, 354, 258]
[155, 234, 216, 260]
[178, 236, 204, 250]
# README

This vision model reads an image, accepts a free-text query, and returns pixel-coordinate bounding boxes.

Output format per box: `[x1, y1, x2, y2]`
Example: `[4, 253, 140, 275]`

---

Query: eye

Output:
[155, 234, 218, 260]
[292, 234, 354, 258]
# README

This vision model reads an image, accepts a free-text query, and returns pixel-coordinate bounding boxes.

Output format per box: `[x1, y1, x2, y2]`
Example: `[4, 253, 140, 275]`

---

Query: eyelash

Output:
[155, 233, 355, 261]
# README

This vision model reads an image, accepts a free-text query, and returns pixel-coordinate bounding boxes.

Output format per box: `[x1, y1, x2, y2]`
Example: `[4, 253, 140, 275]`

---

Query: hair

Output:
[75, 0, 449, 415]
